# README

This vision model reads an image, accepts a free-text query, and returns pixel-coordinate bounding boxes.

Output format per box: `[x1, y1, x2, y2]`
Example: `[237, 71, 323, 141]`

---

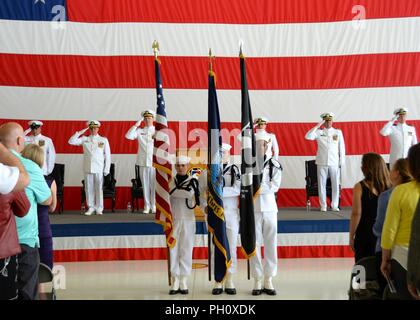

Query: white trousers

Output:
[139, 166, 156, 209]
[85, 173, 103, 211]
[225, 210, 240, 274]
[170, 219, 196, 277]
[317, 165, 340, 209]
[250, 211, 278, 279]
[210, 209, 240, 276]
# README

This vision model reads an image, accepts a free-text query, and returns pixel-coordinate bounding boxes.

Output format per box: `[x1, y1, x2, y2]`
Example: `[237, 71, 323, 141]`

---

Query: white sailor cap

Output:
[255, 131, 271, 143]
[175, 155, 191, 165]
[141, 110, 155, 118]
[254, 117, 268, 125]
[28, 120, 43, 128]
[87, 120, 101, 128]
[321, 112, 334, 120]
[394, 107, 408, 115]
[222, 143, 232, 152]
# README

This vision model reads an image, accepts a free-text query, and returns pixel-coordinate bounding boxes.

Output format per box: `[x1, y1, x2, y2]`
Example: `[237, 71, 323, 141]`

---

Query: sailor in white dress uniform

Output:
[24, 120, 56, 177]
[68, 120, 111, 216]
[380, 107, 417, 168]
[125, 110, 156, 213]
[305, 113, 346, 212]
[168, 156, 200, 295]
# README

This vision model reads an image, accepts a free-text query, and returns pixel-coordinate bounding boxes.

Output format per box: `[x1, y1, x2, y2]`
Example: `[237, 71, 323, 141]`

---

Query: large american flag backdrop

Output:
[1, 0, 420, 211]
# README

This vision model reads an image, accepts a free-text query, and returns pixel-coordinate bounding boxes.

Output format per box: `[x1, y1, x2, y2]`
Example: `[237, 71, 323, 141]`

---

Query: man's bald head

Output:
[0, 122, 25, 153]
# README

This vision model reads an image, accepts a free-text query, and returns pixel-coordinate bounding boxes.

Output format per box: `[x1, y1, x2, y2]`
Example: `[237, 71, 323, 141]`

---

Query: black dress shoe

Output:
[225, 288, 237, 295]
[179, 289, 189, 295]
[252, 289, 262, 296]
[169, 289, 179, 295]
[263, 288, 277, 296]
[212, 288, 223, 295]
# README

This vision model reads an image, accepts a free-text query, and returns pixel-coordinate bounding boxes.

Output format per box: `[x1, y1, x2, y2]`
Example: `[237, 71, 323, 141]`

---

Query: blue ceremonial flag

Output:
[207, 68, 231, 283]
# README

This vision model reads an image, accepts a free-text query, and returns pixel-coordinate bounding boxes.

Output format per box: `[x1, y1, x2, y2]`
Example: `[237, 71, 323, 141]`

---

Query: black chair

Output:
[50, 163, 65, 213]
[348, 256, 382, 300]
[131, 165, 144, 212]
[305, 160, 337, 210]
[38, 263, 56, 300]
[81, 163, 117, 212]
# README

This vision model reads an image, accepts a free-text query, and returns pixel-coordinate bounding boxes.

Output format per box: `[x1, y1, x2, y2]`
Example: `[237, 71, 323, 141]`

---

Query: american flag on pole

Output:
[153, 50, 175, 249]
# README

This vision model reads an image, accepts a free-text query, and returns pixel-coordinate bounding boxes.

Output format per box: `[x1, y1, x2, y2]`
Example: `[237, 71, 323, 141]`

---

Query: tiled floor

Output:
[53, 258, 354, 300]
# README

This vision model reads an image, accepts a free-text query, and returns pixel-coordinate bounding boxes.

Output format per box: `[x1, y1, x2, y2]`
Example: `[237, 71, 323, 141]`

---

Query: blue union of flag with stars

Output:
[0, 0, 67, 21]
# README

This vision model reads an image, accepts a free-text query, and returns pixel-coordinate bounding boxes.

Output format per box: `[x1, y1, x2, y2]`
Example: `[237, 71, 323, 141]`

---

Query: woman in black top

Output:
[350, 153, 391, 262]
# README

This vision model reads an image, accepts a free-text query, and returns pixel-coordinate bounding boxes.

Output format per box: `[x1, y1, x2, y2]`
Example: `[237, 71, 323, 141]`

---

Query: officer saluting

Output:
[24, 120, 56, 177]
[68, 121, 111, 216]
[254, 117, 279, 160]
[250, 131, 282, 296]
[380, 107, 417, 168]
[125, 110, 156, 214]
[168, 156, 200, 295]
[305, 113, 345, 212]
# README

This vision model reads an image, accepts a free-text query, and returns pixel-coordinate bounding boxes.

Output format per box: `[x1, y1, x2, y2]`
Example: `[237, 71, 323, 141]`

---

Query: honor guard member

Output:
[201, 143, 241, 295]
[68, 121, 111, 216]
[24, 121, 56, 177]
[168, 156, 200, 295]
[380, 107, 418, 168]
[254, 117, 279, 160]
[125, 110, 156, 213]
[250, 131, 282, 296]
[305, 113, 345, 212]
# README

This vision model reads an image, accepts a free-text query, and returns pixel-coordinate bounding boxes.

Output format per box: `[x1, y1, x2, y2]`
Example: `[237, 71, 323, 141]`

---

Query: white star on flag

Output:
[34, 0, 46, 4]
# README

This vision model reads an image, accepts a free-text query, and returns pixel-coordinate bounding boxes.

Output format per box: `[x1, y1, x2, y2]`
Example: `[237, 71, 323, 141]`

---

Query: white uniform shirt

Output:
[380, 122, 418, 166]
[305, 127, 346, 167]
[0, 163, 19, 194]
[125, 125, 155, 167]
[24, 134, 56, 175]
[222, 164, 241, 211]
[254, 158, 282, 212]
[256, 129, 279, 160]
[170, 175, 198, 221]
[68, 133, 111, 174]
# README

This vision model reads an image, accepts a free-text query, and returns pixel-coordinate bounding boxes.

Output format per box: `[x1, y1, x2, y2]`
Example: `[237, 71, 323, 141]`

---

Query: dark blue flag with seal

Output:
[207, 68, 232, 283]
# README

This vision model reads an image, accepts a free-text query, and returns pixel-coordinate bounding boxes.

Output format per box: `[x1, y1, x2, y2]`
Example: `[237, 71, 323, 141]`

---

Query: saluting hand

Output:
[135, 120, 142, 127]
[317, 120, 325, 128]
[78, 127, 89, 135]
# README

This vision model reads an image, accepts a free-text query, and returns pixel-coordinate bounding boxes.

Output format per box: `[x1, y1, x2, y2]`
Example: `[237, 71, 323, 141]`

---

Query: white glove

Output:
[78, 128, 89, 135]
[135, 120, 142, 127]
[317, 120, 325, 128]
[104, 171, 109, 177]
[392, 115, 399, 122]
[24, 128, 31, 136]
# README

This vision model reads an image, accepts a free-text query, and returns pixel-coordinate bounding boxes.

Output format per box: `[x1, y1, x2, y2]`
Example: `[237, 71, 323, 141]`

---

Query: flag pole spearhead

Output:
[209, 48, 215, 76]
[152, 40, 160, 60]
[239, 40, 245, 59]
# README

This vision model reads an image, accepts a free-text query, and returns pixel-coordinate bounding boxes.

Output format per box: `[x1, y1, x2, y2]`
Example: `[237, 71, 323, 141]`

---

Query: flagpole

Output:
[207, 48, 214, 283]
[153, 40, 171, 287]
[239, 43, 252, 281]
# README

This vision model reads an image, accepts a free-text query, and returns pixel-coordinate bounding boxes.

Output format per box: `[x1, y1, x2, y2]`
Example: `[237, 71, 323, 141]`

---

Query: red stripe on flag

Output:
[2, 53, 420, 90]
[67, 0, 420, 24]
[4, 119, 420, 156]
[53, 245, 353, 262]
[58, 187, 352, 211]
